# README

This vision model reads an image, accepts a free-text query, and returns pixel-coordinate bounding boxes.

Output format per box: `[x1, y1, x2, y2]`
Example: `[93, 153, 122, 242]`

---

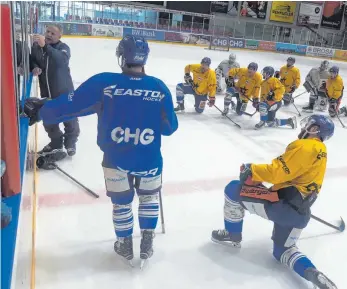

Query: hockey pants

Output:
[176, 82, 208, 113]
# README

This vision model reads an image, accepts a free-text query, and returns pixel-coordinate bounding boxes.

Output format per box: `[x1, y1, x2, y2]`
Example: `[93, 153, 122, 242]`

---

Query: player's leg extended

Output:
[103, 166, 135, 262]
[215, 68, 223, 93]
[222, 88, 237, 115]
[175, 82, 195, 112]
[211, 180, 244, 247]
[194, 94, 208, 113]
[135, 173, 162, 263]
[267, 101, 297, 129]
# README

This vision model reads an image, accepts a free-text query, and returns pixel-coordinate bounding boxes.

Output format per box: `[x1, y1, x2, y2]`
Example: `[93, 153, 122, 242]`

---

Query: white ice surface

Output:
[15, 38, 347, 289]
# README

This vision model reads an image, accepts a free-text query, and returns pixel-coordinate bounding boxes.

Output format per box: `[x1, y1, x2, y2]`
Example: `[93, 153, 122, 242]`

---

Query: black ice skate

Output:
[302, 103, 314, 113]
[254, 121, 265, 130]
[114, 236, 134, 267]
[211, 229, 242, 248]
[304, 268, 338, 289]
[288, 117, 297, 129]
[140, 230, 155, 269]
[38, 143, 67, 163]
[174, 103, 185, 112]
[65, 143, 76, 157]
[339, 106, 347, 116]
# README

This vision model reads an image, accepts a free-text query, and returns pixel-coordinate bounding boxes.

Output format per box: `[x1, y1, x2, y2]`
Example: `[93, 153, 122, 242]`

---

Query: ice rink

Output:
[14, 38, 347, 289]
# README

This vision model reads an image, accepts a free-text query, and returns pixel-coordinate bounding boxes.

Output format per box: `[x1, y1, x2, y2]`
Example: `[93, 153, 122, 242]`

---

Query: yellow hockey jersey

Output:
[259, 77, 285, 103]
[326, 75, 344, 100]
[228, 67, 262, 102]
[251, 138, 327, 196]
[185, 64, 217, 97]
[279, 66, 301, 93]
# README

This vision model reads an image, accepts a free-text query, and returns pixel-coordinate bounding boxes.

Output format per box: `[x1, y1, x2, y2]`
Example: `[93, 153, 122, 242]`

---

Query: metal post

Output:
[252, 24, 256, 39]
[202, 18, 205, 34]
[331, 33, 335, 48]
[168, 12, 171, 30]
[156, 11, 158, 30]
[342, 33, 345, 49]
[191, 16, 194, 33]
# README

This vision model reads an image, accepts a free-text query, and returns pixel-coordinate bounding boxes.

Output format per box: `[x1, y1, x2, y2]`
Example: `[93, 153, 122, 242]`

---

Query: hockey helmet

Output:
[299, 114, 334, 142]
[261, 66, 275, 79]
[320, 60, 329, 71]
[116, 35, 150, 68]
[201, 57, 211, 66]
[229, 53, 236, 64]
[248, 62, 258, 71]
[329, 66, 339, 78]
[287, 57, 295, 66]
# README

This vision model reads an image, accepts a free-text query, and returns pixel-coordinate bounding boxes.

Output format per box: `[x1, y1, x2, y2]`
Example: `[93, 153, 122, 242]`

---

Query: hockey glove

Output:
[239, 163, 252, 186]
[252, 98, 259, 110]
[24, 97, 47, 126]
[266, 91, 275, 101]
[289, 85, 296, 93]
[36, 155, 58, 170]
[208, 96, 215, 107]
[328, 98, 338, 117]
[184, 73, 193, 84]
[320, 81, 327, 91]
[275, 71, 280, 79]
[226, 76, 235, 88]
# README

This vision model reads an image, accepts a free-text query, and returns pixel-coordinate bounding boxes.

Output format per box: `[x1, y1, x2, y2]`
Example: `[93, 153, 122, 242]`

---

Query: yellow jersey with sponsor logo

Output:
[279, 65, 301, 93]
[185, 64, 216, 97]
[326, 75, 344, 100]
[228, 67, 262, 102]
[251, 138, 327, 196]
[260, 77, 285, 103]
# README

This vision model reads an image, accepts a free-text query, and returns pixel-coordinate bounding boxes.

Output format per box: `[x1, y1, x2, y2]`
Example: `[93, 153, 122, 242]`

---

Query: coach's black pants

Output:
[43, 118, 80, 149]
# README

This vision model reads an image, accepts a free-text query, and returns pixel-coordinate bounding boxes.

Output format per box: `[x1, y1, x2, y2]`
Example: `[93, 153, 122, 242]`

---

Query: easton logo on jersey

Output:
[103, 85, 164, 102]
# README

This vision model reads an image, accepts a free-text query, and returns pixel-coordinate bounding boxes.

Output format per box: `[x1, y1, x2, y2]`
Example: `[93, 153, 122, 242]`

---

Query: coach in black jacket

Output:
[31, 24, 79, 157]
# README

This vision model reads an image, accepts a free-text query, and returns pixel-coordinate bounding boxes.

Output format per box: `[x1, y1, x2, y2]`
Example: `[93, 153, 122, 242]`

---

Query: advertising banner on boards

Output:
[258, 41, 276, 51]
[210, 1, 229, 14]
[165, 32, 210, 46]
[92, 25, 122, 37]
[245, 39, 259, 50]
[306, 46, 335, 58]
[123, 27, 165, 41]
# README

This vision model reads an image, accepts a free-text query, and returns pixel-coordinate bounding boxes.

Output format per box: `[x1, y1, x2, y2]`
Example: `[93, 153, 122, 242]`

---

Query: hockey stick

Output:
[336, 112, 346, 128]
[293, 91, 307, 99]
[54, 165, 100, 198]
[214, 104, 241, 128]
[291, 101, 302, 117]
[311, 214, 345, 232]
[158, 189, 166, 234]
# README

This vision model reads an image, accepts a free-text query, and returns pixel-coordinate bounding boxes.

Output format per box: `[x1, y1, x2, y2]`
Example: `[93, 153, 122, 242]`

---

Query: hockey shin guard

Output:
[138, 192, 159, 230]
[224, 180, 244, 233]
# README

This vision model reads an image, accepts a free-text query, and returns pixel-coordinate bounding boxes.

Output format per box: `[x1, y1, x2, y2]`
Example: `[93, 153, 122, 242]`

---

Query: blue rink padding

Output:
[1, 75, 32, 289]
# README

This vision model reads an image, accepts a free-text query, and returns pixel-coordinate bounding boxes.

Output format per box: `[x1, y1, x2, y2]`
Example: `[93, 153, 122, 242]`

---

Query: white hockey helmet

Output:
[229, 53, 236, 63]
[320, 60, 329, 71]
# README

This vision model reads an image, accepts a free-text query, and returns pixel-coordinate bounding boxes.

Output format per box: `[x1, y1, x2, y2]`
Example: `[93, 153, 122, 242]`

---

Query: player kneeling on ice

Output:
[212, 114, 337, 289]
[222, 62, 262, 116]
[302, 60, 330, 113]
[325, 66, 344, 118]
[254, 66, 296, 130]
[275, 57, 301, 106]
[174, 57, 216, 113]
[23, 36, 178, 268]
[215, 53, 240, 94]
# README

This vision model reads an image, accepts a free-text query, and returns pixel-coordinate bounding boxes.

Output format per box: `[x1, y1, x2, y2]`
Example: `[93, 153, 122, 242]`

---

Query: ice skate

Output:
[254, 121, 265, 130]
[174, 103, 185, 112]
[114, 236, 134, 267]
[140, 230, 155, 269]
[304, 268, 337, 289]
[211, 229, 241, 248]
[288, 117, 297, 129]
[339, 106, 347, 116]
[222, 107, 229, 116]
[66, 143, 76, 156]
[302, 103, 314, 113]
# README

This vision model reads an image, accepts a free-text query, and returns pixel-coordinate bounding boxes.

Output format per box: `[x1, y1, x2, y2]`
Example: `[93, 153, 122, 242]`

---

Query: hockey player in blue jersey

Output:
[24, 35, 178, 268]
[211, 114, 337, 289]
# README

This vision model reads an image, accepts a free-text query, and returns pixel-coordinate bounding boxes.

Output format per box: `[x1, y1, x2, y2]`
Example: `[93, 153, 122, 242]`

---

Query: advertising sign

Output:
[91, 25, 122, 37]
[229, 37, 245, 48]
[210, 36, 230, 49]
[334, 49, 347, 60]
[165, 32, 210, 46]
[210, 1, 229, 13]
[320, 1, 344, 30]
[123, 27, 165, 41]
[275, 42, 297, 54]
[240, 1, 268, 19]
[297, 2, 323, 29]
[245, 39, 259, 50]
[40, 22, 92, 36]
[270, 2, 297, 23]
[258, 41, 276, 51]
[306, 46, 335, 58]
[295, 45, 308, 55]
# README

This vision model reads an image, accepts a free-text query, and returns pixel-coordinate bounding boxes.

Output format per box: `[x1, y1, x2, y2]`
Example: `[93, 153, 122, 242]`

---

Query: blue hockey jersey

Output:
[38, 72, 178, 175]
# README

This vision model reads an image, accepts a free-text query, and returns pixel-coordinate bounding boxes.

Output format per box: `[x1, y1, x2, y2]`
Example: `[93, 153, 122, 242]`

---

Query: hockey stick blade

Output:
[311, 215, 345, 232]
[336, 113, 346, 128]
[214, 105, 241, 128]
[293, 91, 307, 99]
